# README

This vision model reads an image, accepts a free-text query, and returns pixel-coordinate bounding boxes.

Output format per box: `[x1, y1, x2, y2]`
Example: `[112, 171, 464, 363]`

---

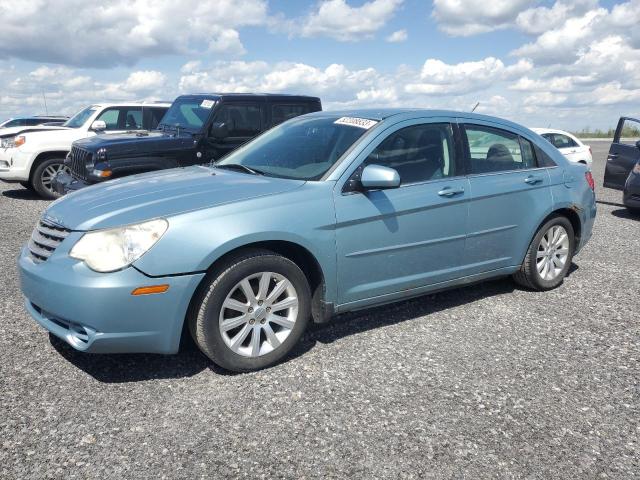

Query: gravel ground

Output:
[1, 141, 638, 479]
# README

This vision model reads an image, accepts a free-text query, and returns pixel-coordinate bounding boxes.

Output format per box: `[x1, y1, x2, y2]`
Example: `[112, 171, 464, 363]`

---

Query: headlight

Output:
[1, 135, 25, 148]
[70, 219, 168, 272]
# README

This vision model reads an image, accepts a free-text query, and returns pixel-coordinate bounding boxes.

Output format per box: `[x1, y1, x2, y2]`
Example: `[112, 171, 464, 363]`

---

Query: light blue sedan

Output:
[19, 110, 597, 371]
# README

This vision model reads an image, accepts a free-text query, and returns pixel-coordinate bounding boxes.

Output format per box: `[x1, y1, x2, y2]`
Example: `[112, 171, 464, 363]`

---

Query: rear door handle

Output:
[607, 154, 618, 160]
[525, 175, 543, 185]
[438, 186, 465, 197]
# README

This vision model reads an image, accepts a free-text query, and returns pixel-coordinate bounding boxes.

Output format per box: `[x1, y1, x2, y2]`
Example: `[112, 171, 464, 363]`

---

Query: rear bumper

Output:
[19, 246, 205, 354]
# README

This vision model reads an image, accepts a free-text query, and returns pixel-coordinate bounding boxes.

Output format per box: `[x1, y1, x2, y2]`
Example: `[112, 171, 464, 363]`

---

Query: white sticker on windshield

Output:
[200, 99, 215, 109]
[334, 117, 378, 129]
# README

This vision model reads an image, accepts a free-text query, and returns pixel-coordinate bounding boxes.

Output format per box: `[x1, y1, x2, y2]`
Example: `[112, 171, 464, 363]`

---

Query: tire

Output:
[513, 216, 575, 291]
[626, 206, 640, 215]
[31, 157, 68, 199]
[189, 249, 311, 372]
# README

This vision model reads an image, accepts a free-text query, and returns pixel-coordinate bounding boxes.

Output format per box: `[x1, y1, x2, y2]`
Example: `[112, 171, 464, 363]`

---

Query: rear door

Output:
[203, 102, 264, 162]
[461, 122, 553, 275]
[549, 133, 582, 163]
[604, 117, 640, 189]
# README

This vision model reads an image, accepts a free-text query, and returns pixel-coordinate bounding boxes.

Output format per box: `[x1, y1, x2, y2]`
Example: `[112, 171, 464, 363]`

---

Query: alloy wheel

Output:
[41, 163, 70, 194]
[219, 272, 299, 357]
[536, 225, 570, 281]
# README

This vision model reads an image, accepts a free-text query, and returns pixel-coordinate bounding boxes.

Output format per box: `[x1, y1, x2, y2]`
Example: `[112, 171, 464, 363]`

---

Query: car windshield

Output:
[63, 106, 97, 128]
[159, 97, 216, 131]
[215, 116, 375, 180]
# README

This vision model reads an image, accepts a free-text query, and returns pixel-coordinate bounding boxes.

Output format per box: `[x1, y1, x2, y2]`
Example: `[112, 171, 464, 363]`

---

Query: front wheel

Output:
[31, 158, 69, 199]
[189, 249, 311, 372]
[513, 216, 575, 291]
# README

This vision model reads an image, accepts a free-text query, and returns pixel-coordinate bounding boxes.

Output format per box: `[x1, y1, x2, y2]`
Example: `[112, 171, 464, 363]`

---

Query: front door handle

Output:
[438, 186, 465, 197]
[524, 175, 543, 185]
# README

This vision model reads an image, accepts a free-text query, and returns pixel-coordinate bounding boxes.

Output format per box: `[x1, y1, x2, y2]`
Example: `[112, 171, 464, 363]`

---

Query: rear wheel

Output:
[513, 216, 575, 291]
[189, 249, 311, 372]
[31, 158, 69, 199]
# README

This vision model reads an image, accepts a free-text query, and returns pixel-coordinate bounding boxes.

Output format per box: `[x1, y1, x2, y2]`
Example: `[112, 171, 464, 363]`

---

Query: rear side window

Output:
[617, 118, 640, 146]
[271, 104, 309, 127]
[534, 145, 557, 167]
[464, 125, 536, 173]
[364, 123, 456, 185]
[549, 133, 578, 149]
[215, 104, 262, 137]
[144, 107, 167, 130]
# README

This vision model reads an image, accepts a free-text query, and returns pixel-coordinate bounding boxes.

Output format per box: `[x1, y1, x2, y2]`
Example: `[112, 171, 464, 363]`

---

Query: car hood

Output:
[74, 130, 196, 155]
[44, 166, 305, 231]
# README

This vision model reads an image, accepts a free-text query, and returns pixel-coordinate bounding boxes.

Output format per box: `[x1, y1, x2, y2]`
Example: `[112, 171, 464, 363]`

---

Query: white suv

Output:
[0, 102, 170, 198]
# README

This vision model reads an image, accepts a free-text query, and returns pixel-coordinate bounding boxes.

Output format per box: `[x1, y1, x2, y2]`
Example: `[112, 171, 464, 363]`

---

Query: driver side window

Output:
[364, 123, 456, 185]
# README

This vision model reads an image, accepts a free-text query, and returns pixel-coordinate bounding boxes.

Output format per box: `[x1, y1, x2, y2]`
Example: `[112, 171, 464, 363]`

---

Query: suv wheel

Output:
[513, 216, 575, 291]
[32, 158, 69, 199]
[189, 249, 311, 372]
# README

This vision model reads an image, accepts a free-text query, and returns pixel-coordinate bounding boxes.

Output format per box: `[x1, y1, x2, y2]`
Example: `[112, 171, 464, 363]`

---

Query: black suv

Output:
[53, 94, 322, 194]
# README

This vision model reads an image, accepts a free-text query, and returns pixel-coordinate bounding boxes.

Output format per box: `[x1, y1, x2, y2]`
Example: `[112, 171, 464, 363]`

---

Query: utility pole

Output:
[471, 102, 480, 113]
[42, 90, 48, 115]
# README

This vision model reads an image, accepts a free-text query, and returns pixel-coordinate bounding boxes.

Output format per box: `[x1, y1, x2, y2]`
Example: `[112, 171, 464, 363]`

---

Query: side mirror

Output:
[635, 140, 640, 151]
[360, 164, 400, 190]
[91, 120, 107, 132]
[210, 121, 230, 139]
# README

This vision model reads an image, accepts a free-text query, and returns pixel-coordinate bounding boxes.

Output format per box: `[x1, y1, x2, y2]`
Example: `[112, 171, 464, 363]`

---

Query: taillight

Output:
[585, 171, 595, 191]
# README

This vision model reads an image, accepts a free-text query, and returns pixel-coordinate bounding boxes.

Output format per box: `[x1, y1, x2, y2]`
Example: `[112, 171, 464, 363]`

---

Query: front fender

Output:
[132, 181, 339, 303]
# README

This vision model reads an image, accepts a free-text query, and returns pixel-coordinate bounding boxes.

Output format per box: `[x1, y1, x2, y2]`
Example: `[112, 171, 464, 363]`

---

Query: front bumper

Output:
[52, 171, 92, 195]
[19, 246, 205, 354]
[0, 148, 29, 182]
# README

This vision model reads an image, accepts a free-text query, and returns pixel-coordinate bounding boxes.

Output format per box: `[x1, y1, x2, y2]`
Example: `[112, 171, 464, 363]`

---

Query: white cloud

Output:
[515, 0, 597, 35]
[0, 0, 268, 67]
[298, 0, 403, 41]
[122, 71, 167, 92]
[512, 8, 607, 64]
[386, 29, 407, 43]
[405, 57, 531, 95]
[432, 0, 534, 36]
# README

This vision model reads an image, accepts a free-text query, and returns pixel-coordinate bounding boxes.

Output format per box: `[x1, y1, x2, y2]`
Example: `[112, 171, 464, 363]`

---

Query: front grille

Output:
[28, 219, 70, 263]
[68, 145, 93, 180]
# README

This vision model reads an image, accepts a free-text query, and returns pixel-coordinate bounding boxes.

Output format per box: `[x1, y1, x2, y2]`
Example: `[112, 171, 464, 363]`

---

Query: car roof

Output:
[304, 108, 528, 129]
[176, 93, 321, 102]
[90, 101, 172, 108]
[529, 127, 577, 136]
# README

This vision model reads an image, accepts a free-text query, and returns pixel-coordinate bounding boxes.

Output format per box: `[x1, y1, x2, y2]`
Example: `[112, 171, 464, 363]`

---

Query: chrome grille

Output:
[68, 145, 93, 180]
[28, 219, 70, 263]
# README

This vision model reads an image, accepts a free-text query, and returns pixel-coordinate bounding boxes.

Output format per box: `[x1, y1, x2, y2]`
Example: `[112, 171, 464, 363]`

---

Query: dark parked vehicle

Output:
[0, 115, 68, 129]
[603, 116, 640, 213]
[53, 94, 322, 194]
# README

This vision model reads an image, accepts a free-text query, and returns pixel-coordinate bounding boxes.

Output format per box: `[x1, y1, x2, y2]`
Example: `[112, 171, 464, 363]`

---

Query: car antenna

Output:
[471, 102, 480, 113]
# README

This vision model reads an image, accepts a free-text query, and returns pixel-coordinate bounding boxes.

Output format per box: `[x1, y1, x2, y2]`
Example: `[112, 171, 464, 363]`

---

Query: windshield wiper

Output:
[214, 163, 265, 176]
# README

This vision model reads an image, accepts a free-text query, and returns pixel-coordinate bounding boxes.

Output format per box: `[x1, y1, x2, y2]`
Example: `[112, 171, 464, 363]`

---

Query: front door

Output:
[203, 102, 264, 163]
[334, 120, 469, 306]
[604, 117, 640, 189]
[461, 123, 553, 274]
